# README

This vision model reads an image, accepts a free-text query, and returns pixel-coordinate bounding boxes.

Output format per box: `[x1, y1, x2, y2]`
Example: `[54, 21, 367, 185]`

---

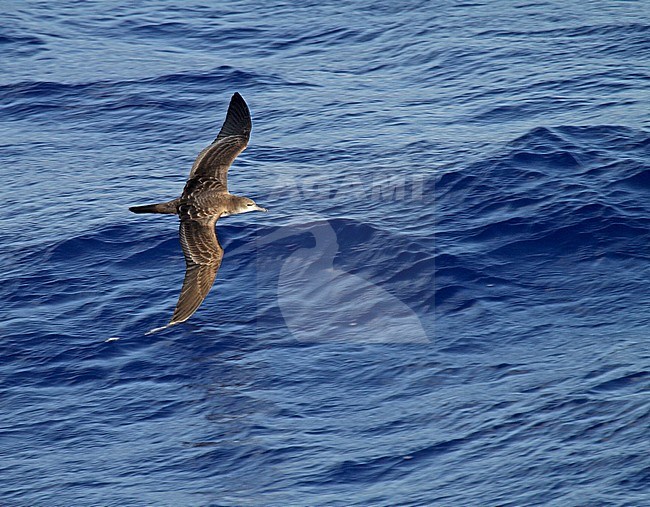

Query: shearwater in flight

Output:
[129, 93, 267, 334]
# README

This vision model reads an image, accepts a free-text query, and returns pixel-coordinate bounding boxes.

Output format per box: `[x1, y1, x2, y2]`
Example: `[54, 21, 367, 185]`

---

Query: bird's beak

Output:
[255, 205, 268, 212]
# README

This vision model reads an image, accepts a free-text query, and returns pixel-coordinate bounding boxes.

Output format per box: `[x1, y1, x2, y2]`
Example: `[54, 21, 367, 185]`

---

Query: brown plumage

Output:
[129, 93, 267, 334]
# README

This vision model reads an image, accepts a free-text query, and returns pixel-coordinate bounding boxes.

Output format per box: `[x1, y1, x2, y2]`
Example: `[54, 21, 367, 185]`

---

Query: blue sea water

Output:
[1, 0, 649, 505]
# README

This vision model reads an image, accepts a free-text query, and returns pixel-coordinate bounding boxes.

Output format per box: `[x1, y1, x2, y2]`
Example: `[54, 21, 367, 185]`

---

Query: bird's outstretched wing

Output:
[188, 92, 251, 188]
[146, 215, 223, 335]
[172, 216, 224, 324]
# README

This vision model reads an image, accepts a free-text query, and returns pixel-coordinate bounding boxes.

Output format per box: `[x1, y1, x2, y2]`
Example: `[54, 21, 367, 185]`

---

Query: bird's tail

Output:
[129, 199, 179, 214]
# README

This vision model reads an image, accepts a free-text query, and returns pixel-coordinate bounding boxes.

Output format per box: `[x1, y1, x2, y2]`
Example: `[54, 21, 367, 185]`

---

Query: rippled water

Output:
[2, 1, 649, 505]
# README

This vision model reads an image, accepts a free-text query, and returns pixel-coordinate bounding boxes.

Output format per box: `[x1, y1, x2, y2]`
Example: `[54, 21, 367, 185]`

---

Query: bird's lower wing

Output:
[146, 217, 223, 334]
[170, 261, 220, 324]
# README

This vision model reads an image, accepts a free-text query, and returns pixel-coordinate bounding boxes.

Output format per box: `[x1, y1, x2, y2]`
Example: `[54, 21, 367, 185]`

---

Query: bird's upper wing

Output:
[188, 92, 252, 188]
[169, 214, 224, 326]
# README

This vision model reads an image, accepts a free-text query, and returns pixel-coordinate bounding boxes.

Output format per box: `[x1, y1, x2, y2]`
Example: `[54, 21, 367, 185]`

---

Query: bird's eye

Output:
[247, 203, 253, 206]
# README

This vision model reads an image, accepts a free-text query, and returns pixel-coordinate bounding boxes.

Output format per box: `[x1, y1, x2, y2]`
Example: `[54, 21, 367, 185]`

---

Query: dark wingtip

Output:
[214, 92, 251, 142]
[230, 92, 246, 109]
[231, 92, 248, 115]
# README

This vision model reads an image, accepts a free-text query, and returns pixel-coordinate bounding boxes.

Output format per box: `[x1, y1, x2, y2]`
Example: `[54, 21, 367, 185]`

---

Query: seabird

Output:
[129, 93, 267, 334]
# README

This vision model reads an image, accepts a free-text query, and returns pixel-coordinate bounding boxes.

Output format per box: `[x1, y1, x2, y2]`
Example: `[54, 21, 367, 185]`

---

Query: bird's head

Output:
[224, 196, 267, 216]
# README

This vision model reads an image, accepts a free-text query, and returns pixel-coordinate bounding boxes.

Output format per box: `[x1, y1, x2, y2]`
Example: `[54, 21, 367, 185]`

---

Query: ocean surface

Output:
[1, 1, 649, 505]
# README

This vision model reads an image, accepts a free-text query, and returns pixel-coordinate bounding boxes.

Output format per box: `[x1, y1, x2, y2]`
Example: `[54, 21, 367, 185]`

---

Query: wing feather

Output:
[188, 92, 251, 187]
[169, 216, 224, 325]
